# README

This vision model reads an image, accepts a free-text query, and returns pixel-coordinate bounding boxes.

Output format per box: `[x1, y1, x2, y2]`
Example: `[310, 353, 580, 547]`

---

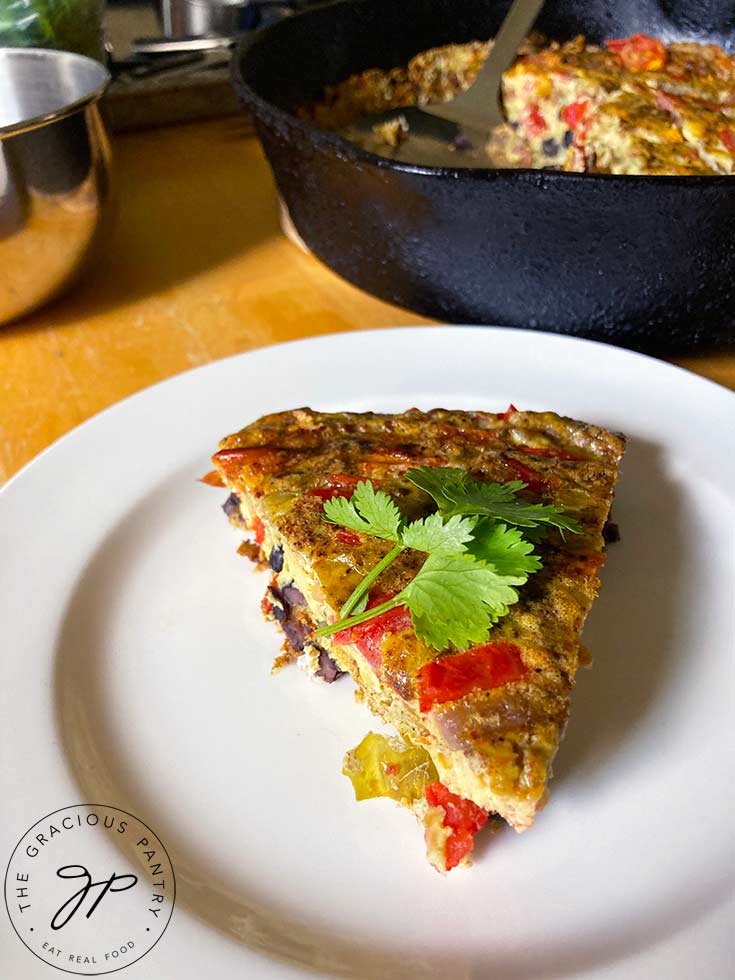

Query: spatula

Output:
[349, 0, 545, 168]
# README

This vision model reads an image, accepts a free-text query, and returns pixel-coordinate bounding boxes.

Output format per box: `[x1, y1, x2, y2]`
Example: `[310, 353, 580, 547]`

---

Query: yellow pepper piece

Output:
[343, 732, 438, 804]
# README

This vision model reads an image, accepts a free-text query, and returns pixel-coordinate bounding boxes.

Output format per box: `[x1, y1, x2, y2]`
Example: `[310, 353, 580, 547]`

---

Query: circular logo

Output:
[4, 804, 175, 975]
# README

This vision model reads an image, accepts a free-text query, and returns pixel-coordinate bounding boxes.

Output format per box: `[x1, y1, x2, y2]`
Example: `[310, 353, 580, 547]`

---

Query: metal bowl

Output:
[234, 0, 735, 354]
[0, 48, 111, 326]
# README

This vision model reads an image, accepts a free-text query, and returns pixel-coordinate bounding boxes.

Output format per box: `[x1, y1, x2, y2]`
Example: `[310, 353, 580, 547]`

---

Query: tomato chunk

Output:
[417, 641, 526, 712]
[720, 128, 735, 153]
[334, 594, 412, 669]
[308, 473, 360, 501]
[606, 34, 667, 72]
[424, 782, 489, 871]
[525, 102, 547, 136]
[561, 99, 591, 133]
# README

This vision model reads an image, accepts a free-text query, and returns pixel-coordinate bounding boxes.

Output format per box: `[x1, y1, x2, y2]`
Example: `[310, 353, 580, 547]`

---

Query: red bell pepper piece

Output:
[308, 473, 360, 501]
[417, 641, 526, 712]
[333, 594, 412, 669]
[199, 469, 225, 487]
[561, 99, 591, 133]
[424, 782, 489, 871]
[211, 446, 283, 481]
[503, 456, 553, 495]
[252, 517, 265, 546]
[335, 529, 362, 547]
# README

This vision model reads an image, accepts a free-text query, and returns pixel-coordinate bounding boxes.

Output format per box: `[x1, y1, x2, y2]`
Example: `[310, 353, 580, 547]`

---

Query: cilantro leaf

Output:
[324, 480, 402, 542]
[402, 553, 520, 651]
[323, 494, 372, 535]
[467, 520, 542, 582]
[406, 466, 581, 533]
[350, 481, 403, 540]
[518, 524, 548, 546]
[401, 512, 477, 556]
[403, 466, 471, 513]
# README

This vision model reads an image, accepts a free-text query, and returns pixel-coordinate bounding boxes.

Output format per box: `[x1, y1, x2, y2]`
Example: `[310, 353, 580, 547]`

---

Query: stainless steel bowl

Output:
[0, 48, 111, 325]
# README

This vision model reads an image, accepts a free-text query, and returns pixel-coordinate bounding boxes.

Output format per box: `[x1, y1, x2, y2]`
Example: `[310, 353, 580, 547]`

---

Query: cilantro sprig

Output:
[315, 467, 579, 651]
[406, 466, 581, 533]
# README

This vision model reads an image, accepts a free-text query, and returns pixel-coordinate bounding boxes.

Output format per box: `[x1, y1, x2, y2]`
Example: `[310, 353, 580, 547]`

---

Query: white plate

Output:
[2, 327, 734, 980]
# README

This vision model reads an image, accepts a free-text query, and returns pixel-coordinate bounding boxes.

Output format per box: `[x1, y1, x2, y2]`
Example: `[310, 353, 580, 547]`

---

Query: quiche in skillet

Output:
[209, 407, 625, 871]
[303, 32, 735, 176]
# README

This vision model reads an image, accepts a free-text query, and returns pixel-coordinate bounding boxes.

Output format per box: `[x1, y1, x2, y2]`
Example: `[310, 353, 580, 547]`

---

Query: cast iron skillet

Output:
[234, 0, 735, 353]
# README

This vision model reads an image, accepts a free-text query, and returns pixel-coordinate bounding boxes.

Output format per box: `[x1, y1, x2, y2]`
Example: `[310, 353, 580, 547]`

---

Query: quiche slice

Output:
[210, 407, 625, 870]
[499, 35, 725, 174]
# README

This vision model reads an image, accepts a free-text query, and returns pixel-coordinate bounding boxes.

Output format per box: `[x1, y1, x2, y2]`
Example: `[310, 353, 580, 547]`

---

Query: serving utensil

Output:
[351, 0, 545, 167]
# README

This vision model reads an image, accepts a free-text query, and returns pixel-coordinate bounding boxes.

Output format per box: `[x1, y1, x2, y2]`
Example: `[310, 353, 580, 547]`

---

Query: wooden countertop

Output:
[1, 117, 733, 484]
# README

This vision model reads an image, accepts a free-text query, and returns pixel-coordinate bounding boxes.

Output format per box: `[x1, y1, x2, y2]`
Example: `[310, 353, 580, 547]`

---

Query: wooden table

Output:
[1, 117, 733, 484]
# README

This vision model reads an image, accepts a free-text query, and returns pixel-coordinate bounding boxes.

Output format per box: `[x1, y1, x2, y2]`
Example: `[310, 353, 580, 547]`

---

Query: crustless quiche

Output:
[301, 33, 735, 176]
[207, 407, 625, 871]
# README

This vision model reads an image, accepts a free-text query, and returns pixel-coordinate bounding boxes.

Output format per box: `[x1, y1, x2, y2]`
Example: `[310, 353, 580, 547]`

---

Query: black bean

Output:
[271, 600, 286, 623]
[542, 138, 559, 156]
[282, 585, 306, 607]
[222, 493, 248, 531]
[222, 493, 240, 518]
[315, 647, 345, 683]
[281, 617, 307, 651]
[268, 545, 284, 572]
[563, 129, 574, 147]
